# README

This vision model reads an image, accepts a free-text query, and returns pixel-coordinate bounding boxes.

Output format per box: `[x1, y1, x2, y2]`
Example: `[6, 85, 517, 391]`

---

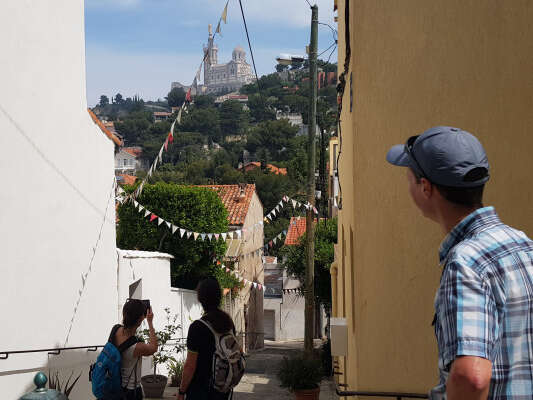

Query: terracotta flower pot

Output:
[141, 374, 167, 398]
[294, 386, 320, 400]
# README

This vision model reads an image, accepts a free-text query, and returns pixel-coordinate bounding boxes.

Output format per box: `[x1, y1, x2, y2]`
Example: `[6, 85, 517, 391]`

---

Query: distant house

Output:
[115, 146, 144, 174]
[200, 184, 265, 351]
[214, 92, 249, 104]
[116, 173, 137, 186]
[239, 162, 287, 176]
[277, 111, 303, 128]
[153, 111, 172, 122]
[284, 216, 308, 245]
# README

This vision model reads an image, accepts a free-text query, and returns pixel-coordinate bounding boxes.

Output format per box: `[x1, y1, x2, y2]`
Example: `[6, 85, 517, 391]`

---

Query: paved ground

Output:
[149, 340, 337, 399]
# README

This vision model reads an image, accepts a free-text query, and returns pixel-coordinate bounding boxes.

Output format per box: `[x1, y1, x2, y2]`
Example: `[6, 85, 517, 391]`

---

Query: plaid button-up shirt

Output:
[430, 206, 533, 399]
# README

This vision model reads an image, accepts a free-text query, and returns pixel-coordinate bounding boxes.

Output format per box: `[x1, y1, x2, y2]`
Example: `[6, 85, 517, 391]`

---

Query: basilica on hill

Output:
[202, 24, 255, 93]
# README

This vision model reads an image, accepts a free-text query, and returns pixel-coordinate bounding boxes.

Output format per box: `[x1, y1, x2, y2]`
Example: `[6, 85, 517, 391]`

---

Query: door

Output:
[264, 309, 276, 340]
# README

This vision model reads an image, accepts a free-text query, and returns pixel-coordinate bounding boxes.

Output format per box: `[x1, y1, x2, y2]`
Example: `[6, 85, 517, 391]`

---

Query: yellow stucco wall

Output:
[333, 0, 533, 396]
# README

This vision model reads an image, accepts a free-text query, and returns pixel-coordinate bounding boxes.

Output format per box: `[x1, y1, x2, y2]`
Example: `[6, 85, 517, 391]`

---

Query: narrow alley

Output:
[152, 340, 337, 399]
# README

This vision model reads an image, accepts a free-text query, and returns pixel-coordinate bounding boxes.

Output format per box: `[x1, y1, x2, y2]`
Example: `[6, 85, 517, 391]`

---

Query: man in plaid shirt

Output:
[387, 126, 533, 399]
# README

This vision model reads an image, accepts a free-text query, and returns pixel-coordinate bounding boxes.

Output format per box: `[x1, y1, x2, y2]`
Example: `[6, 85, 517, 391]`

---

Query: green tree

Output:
[281, 218, 337, 308]
[99, 95, 109, 107]
[114, 93, 124, 104]
[166, 87, 186, 107]
[219, 100, 247, 137]
[244, 168, 292, 211]
[246, 119, 298, 160]
[117, 183, 229, 289]
[194, 95, 216, 109]
[181, 108, 220, 140]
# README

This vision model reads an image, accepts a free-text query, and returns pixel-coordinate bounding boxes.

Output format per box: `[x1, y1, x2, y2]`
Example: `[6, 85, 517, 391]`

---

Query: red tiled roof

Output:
[122, 147, 142, 157]
[88, 109, 122, 146]
[200, 184, 257, 226]
[153, 111, 172, 116]
[117, 174, 137, 186]
[284, 216, 317, 246]
[263, 256, 277, 264]
[240, 162, 287, 176]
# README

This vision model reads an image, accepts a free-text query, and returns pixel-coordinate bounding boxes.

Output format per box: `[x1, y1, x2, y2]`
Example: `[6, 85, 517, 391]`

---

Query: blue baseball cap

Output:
[386, 126, 490, 187]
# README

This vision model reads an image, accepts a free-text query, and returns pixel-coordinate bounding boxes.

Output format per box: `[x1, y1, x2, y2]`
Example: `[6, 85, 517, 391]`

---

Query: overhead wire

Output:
[238, 0, 264, 96]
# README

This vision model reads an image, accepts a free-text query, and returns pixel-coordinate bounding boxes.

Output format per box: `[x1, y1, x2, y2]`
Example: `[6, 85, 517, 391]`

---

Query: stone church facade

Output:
[203, 25, 255, 94]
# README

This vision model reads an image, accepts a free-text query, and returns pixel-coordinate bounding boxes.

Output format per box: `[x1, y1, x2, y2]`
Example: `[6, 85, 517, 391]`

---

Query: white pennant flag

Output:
[273, 238, 278, 244]
[292, 200, 297, 208]
[158, 217, 164, 226]
[222, 232, 227, 240]
[177, 108, 183, 124]
[236, 230, 242, 238]
[138, 205, 144, 212]
[166, 221, 171, 228]
[253, 283, 257, 288]
[208, 234, 213, 241]
[201, 234, 206, 241]
[170, 121, 176, 135]
[158, 146, 164, 163]
[187, 231, 193, 239]
[133, 200, 139, 208]
[180, 228, 186, 238]
[144, 210, 151, 218]
[193, 232, 199, 240]
[172, 225, 178, 234]
[276, 205, 281, 212]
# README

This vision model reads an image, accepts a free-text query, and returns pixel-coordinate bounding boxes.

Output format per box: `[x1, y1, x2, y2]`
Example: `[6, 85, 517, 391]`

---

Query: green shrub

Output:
[277, 354, 323, 391]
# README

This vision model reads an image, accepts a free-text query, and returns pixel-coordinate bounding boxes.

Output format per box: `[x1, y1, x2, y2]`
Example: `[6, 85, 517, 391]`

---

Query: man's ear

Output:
[420, 178, 433, 199]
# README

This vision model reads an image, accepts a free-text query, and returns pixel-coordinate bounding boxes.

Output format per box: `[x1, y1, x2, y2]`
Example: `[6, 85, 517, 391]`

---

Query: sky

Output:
[84, 0, 338, 106]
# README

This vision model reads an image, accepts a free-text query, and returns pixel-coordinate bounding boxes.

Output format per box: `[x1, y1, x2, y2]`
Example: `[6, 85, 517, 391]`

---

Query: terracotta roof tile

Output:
[117, 174, 137, 186]
[200, 184, 257, 226]
[284, 216, 317, 246]
[88, 109, 122, 146]
[122, 147, 143, 157]
[240, 162, 287, 176]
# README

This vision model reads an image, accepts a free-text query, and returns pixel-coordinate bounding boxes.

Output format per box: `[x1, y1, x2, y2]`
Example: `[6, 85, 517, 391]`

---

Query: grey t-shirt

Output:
[121, 344, 142, 390]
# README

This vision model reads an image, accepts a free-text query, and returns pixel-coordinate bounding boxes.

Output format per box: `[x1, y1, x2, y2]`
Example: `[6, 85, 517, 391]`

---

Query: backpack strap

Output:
[198, 319, 219, 338]
[118, 335, 139, 354]
[108, 324, 122, 343]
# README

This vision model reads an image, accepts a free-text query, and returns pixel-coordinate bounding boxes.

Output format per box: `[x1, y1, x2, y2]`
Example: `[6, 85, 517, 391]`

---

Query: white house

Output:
[0, 1, 121, 398]
[115, 147, 144, 174]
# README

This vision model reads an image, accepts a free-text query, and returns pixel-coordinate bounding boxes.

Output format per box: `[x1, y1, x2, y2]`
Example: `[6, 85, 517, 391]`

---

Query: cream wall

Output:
[0, 1, 118, 398]
[334, 0, 533, 396]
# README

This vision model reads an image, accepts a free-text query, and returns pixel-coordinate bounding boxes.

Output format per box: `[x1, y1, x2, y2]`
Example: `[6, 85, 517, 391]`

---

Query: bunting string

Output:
[127, 0, 232, 202]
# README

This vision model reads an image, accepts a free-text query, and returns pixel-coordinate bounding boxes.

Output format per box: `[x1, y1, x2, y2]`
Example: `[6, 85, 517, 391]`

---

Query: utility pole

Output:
[304, 3, 318, 357]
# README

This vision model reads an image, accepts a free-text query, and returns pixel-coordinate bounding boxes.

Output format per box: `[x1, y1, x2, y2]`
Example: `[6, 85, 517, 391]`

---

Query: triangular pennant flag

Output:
[187, 231, 193, 239]
[215, 233, 220, 240]
[193, 232, 199, 240]
[186, 88, 192, 102]
[144, 209, 151, 218]
[150, 214, 158, 222]
[292, 200, 297, 208]
[273, 238, 278, 245]
[236, 230, 242, 238]
[275, 205, 281, 212]
[201, 233, 206, 241]
[158, 217, 164, 226]
[264, 217, 268, 223]
[283, 230, 287, 236]
[165, 221, 171, 228]
[267, 215, 272, 221]
[221, 1, 228, 23]
[172, 225, 178, 234]
[253, 283, 257, 289]
[226, 268, 230, 273]
[158, 146, 164, 163]
[215, 21, 221, 34]
[177, 108, 183, 124]
[222, 232, 227, 240]
[180, 228, 186, 238]
[164, 137, 169, 151]
[138, 205, 144, 212]
[133, 200, 139, 208]
[208, 233, 213, 241]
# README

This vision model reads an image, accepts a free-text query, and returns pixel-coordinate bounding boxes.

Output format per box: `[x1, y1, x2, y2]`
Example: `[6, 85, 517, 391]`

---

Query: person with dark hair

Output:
[387, 126, 533, 399]
[178, 278, 237, 400]
[110, 299, 158, 399]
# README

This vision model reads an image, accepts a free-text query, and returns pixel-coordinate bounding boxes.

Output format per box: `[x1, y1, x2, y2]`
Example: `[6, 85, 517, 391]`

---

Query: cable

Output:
[326, 44, 337, 65]
[304, 0, 312, 7]
[319, 22, 338, 42]
[0, 103, 116, 225]
[318, 42, 337, 59]
[238, 0, 264, 96]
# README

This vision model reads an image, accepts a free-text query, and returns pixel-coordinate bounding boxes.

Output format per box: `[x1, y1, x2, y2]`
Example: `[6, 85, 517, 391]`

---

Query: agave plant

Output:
[48, 370, 82, 397]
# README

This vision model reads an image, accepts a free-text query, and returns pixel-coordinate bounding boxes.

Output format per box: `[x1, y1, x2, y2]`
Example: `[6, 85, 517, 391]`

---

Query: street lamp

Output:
[275, 54, 306, 66]
[276, 4, 318, 357]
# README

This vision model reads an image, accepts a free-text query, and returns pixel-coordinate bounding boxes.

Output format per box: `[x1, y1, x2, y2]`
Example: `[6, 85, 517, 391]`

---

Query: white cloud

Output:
[85, 45, 199, 106]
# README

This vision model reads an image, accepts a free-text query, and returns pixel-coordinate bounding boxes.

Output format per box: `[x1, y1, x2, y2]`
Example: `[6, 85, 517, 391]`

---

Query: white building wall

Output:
[0, 1, 117, 398]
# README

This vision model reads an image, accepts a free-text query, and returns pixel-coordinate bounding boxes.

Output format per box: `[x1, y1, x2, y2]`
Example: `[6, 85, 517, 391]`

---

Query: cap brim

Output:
[386, 144, 410, 166]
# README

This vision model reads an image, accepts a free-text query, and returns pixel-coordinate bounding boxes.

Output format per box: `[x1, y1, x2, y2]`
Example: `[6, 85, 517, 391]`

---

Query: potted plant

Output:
[140, 308, 184, 398]
[277, 354, 323, 400]
[167, 359, 184, 387]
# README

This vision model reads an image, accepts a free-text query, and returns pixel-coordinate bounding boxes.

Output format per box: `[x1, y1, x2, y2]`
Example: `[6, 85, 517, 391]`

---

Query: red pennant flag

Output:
[185, 88, 192, 102]
[217, 260, 221, 265]
[164, 137, 169, 151]
[149, 214, 158, 222]
[168, 132, 174, 143]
